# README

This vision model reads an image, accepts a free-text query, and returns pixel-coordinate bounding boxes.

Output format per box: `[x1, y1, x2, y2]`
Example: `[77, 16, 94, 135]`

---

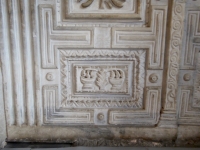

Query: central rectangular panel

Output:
[74, 61, 133, 95]
[69, 0, 137, 14]
[64, 0, 144, 20]
[59, 49, 145, 109]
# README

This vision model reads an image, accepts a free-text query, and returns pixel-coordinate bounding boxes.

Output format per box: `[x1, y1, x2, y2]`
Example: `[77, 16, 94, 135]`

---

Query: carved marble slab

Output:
[2, 0, 200, 145]
[0, 0, 165, 127]
[70, 0, 137, 14]
[59, 49, 145, 109]
[58, 0, 149, 26]
[177, 1, 200, 125]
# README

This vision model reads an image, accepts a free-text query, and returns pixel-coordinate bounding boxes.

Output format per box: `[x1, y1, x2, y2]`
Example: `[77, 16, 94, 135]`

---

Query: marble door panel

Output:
[38, 0, 167, 126]
[1, 0, 199, 146]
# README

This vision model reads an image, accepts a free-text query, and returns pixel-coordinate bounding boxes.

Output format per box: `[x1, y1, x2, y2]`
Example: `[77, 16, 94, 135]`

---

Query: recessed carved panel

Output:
[177, 1, 200, 126]
[181, 11, 200, 69]
[69, 0, 137, 15]
[56, 0, 150, 26]
[60, 49, 145, 109]
[2, 0, 200, 146]
[75, 62, 130, 94]
[43, 85, 94, 124]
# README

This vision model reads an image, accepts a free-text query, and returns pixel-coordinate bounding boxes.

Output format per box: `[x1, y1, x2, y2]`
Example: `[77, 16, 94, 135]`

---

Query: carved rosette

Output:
[183, 73, 191, 81]
[46, 72, 55, 81]
[149, 74, 158, 83]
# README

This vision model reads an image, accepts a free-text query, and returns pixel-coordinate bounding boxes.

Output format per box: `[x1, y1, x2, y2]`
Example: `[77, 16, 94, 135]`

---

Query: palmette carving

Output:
[96, 69, 109, 90]
[78, 0, 126, 9]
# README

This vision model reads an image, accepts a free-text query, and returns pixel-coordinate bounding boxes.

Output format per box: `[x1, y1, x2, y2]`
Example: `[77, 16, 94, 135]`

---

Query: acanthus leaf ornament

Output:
[96, 69, 109, 91]
[79, 0, 94, 8]
[78, 0, 126, 9]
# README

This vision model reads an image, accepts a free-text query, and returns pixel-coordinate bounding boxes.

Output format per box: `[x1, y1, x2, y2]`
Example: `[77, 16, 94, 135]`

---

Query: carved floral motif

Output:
[60, 50, 145, 108]
[78, 66, 126, 92]
[80, 68, 97, 91]
[78, 0, 126, 9]
[96, 69, 109, 90]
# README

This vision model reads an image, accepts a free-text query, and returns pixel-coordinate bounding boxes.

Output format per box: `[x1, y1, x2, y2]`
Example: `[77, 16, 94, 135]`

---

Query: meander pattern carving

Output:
[177, 2, 200, 125]
[2, 0, 199, 130]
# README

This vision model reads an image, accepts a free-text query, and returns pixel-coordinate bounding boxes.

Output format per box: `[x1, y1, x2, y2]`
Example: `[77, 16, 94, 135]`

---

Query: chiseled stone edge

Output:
[0, 0, 7, 148]
[73, 138, 174, 147]
[0, 63, 7, 148]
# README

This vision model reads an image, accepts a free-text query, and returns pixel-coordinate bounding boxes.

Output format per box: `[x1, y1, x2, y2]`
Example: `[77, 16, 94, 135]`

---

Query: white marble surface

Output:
[0, 69, 7, 148]
[0, 0, 200, 147]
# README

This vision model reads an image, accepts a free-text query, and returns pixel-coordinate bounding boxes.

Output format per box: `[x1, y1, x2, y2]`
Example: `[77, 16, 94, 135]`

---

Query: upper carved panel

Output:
[55, 0, 150, 26]
[74, 0, 136, 12]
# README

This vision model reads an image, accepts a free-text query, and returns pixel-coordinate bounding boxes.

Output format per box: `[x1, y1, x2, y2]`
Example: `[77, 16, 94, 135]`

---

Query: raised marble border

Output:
[56, 0, 150, 27]
[59, 49, 146, 109]
[0, 67, 7, 148]
[0, 0, 7, 148]
[177, 1, 200, 125]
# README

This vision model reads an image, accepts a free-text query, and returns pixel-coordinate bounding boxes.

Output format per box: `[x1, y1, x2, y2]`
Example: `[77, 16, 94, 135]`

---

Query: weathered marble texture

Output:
[0, 0, 200, 147]
[0, 69, 7, 148]
[0, 1, 7, 148]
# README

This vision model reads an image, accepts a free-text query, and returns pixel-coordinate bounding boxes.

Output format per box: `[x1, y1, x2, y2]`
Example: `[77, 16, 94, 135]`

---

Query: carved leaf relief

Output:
[78, 0, 126, 9]
[78, 66, 126, 93]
